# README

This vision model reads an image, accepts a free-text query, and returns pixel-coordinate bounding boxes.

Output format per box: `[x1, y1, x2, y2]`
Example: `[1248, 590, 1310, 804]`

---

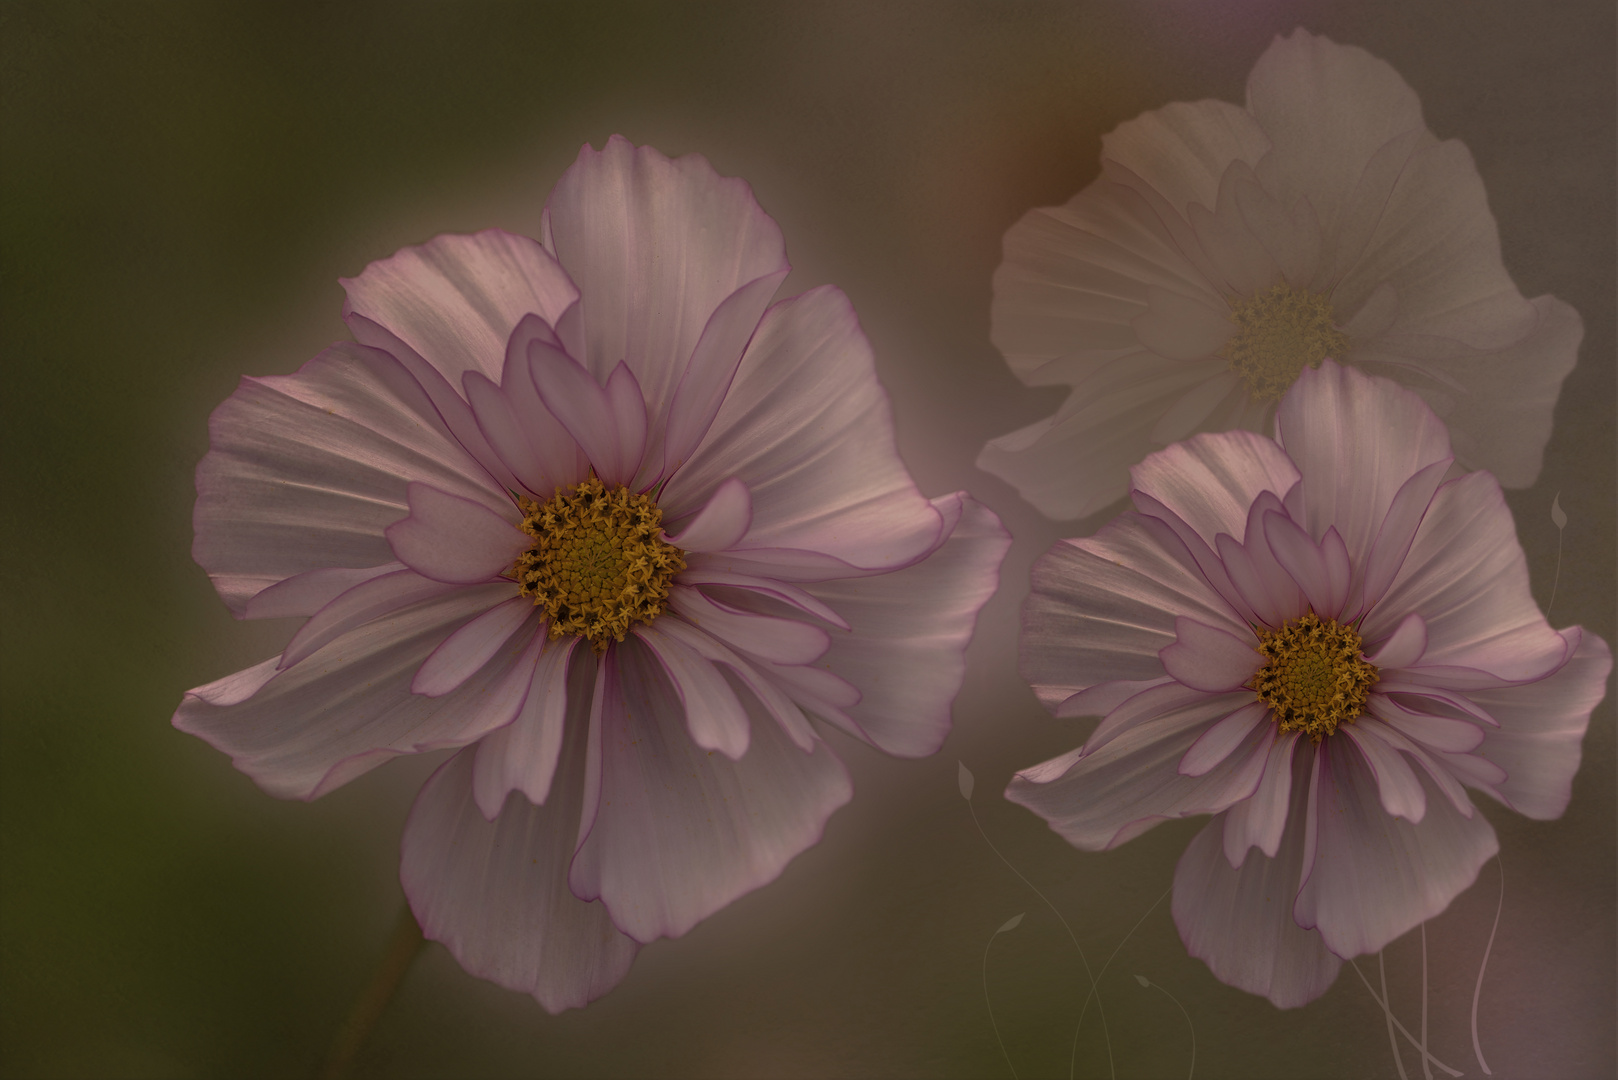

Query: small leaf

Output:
[1134, 974, 1150, 988]
[957, 761, 975, 800]
[1551, 492, 1567, 530]
[997, 913, 1025, 934]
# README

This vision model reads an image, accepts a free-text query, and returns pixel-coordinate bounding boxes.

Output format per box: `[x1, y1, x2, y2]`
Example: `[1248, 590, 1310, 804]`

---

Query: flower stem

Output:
[321, 902, 426, 1080]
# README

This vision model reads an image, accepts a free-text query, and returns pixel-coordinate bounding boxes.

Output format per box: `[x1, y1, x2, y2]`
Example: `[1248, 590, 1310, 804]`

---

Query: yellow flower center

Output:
[1252, 613, 1378, 742]
[513, 477, 685, 653]
[1220, 283, 1348, 402]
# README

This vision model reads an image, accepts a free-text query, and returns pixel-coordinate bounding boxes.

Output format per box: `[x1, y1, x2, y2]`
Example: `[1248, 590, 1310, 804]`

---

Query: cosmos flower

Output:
[174, 136, 1009, 1011]
[980, 29, 1583, 520]
[1007, 360, 1609, 1007]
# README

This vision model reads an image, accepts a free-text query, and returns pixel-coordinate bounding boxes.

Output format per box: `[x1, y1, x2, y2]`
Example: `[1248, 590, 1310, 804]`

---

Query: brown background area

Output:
[2, 2, 1612, 1077]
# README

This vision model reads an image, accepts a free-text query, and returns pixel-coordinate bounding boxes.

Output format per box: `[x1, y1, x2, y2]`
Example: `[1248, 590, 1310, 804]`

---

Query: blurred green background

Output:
[2, 2, 1612, 1077]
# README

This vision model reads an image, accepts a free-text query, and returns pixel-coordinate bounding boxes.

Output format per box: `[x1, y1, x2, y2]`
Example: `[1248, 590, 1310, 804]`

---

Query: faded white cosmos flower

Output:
[1009, 361, 1610, 1007]
[174, 137, 1009, 1011]
[981, 29, 1583, 520]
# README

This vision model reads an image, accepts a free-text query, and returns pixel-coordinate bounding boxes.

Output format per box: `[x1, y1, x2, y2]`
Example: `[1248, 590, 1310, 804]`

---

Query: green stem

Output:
[320, 903, 426, 1080]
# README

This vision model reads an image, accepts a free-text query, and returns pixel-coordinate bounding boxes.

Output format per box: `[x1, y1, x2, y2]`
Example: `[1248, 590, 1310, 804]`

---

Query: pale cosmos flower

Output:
[174, 136, 1010, 1011]
[980, 29, 1583, 520]
[1007, 360, 1610, 1007]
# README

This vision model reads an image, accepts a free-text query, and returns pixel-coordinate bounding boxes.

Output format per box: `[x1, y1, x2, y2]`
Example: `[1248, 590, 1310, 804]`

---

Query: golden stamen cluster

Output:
[513, 477, 685, 653]
[1220, 283, 1349, 402]
[1252, 613, 1378, 742]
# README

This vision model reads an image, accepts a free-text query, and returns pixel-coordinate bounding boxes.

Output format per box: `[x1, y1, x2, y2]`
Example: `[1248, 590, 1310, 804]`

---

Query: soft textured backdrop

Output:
[2, 2, 1612, 1077]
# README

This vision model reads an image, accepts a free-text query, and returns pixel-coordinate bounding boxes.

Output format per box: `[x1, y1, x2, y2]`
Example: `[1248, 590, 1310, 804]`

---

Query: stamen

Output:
[513, 477, 685, 652]
[1221, 283, 1348, 402]
[1252, 613, 1378, 742]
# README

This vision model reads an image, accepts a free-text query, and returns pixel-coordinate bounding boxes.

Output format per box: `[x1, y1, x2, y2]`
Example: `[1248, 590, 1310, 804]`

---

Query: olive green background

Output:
[2, 2, 1613, 1077]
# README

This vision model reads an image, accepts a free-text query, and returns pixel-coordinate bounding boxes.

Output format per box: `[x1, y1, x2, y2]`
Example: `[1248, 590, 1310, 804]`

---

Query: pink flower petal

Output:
[672, 568, 848, 630]
[1356, 457, 1452, 616]
[1293, 736, 1498, 959]
[1366, 695, 1482, 754]
[185, 657, 281, 707]
[280, 569, 463, 670]
[663, 477, 752, 553]
[1174, 805, 1342, 1009]
[1467, 628, 1611, 819]
[385, 482, 529, 585]
[1261, 511, 1339, 618]
[797, 494, 1009, 757]
[172, 584, 526, 799]
[340, 229, 578, 391]
[195, 344, 501, 614]
[412, 597, 538, 697]
[1180, 701, 1270, 776]
[667, 586, 828, 666]
[1221, 730, 1301, 865]
[1341, 722, 1427, 823]
[661, 268, 792, 475]
[1366, 471, 1568, 680]
[1022, 513, 1246, 712]
[471, 636, 580, 818]
[1131, 429, 1301, 549]
[400, 744, 638, 1015]
[529, 343, 646, 487]
[636, 621, 751, 760]
[1160, 617, 1264, 694]
[664, 286, 945, 570]
[646, 615, 818, 753]
[1005, 690, 1266, 850]
[567, 639, 852, 943]
[242, 562, 404, 621]
[1365, 611, 1427, 670]
[1276, 361, 1451, 570]
[542, 136, 789, 420]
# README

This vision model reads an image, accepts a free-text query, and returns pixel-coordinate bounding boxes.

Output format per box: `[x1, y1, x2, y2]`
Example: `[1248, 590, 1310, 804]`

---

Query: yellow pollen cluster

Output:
[513, 477, 685, 653]
[1251, 613, 1379, 742]
[1220, 283, 1348, 402]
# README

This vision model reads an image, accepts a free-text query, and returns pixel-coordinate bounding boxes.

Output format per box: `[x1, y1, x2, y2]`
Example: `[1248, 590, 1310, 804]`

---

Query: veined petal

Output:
[666, 286, 942, 570]
[568, 638, 851, 943]
[542, 136, 789, 421]
[1366, 471, 1567, 680]
[1175, 753, 1341, 1009]
[1131, 429, 1301, 547]
[340, 229, 578, 390]
[800, 494, 1008, 757]
[1276, 361, 1451, 568]
[1466, 628, 1611, 819]
[636, 621, 751, 760]
[1100, 98, 1271, 219]
[385, 483, 529, 585]
[1160, 617, 1264, 694]
[664, 477, 752, 553]
[1180, 701, 1269, 777]
[1021, 513, 1245, 711]
[242, 562, 404, 621]
[1222, 730, 1301, 864]
[195, 344, 501, 614]
[1293, 736, 1497, 959]
[471, 635, 580, 818]
[1006, 691, 1264, 850]
[412, 597, 537, 697]
[172, 584, 527, 799]
[400, 741, 638, 1014]
[667, 586, 828, 666]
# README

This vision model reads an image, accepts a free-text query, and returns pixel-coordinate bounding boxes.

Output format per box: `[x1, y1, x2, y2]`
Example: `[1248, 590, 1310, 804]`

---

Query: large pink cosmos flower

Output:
[174, 136, 1009, 1011]
[980, 29, 1583, 520]
[1007, 360, 1609, 1007]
